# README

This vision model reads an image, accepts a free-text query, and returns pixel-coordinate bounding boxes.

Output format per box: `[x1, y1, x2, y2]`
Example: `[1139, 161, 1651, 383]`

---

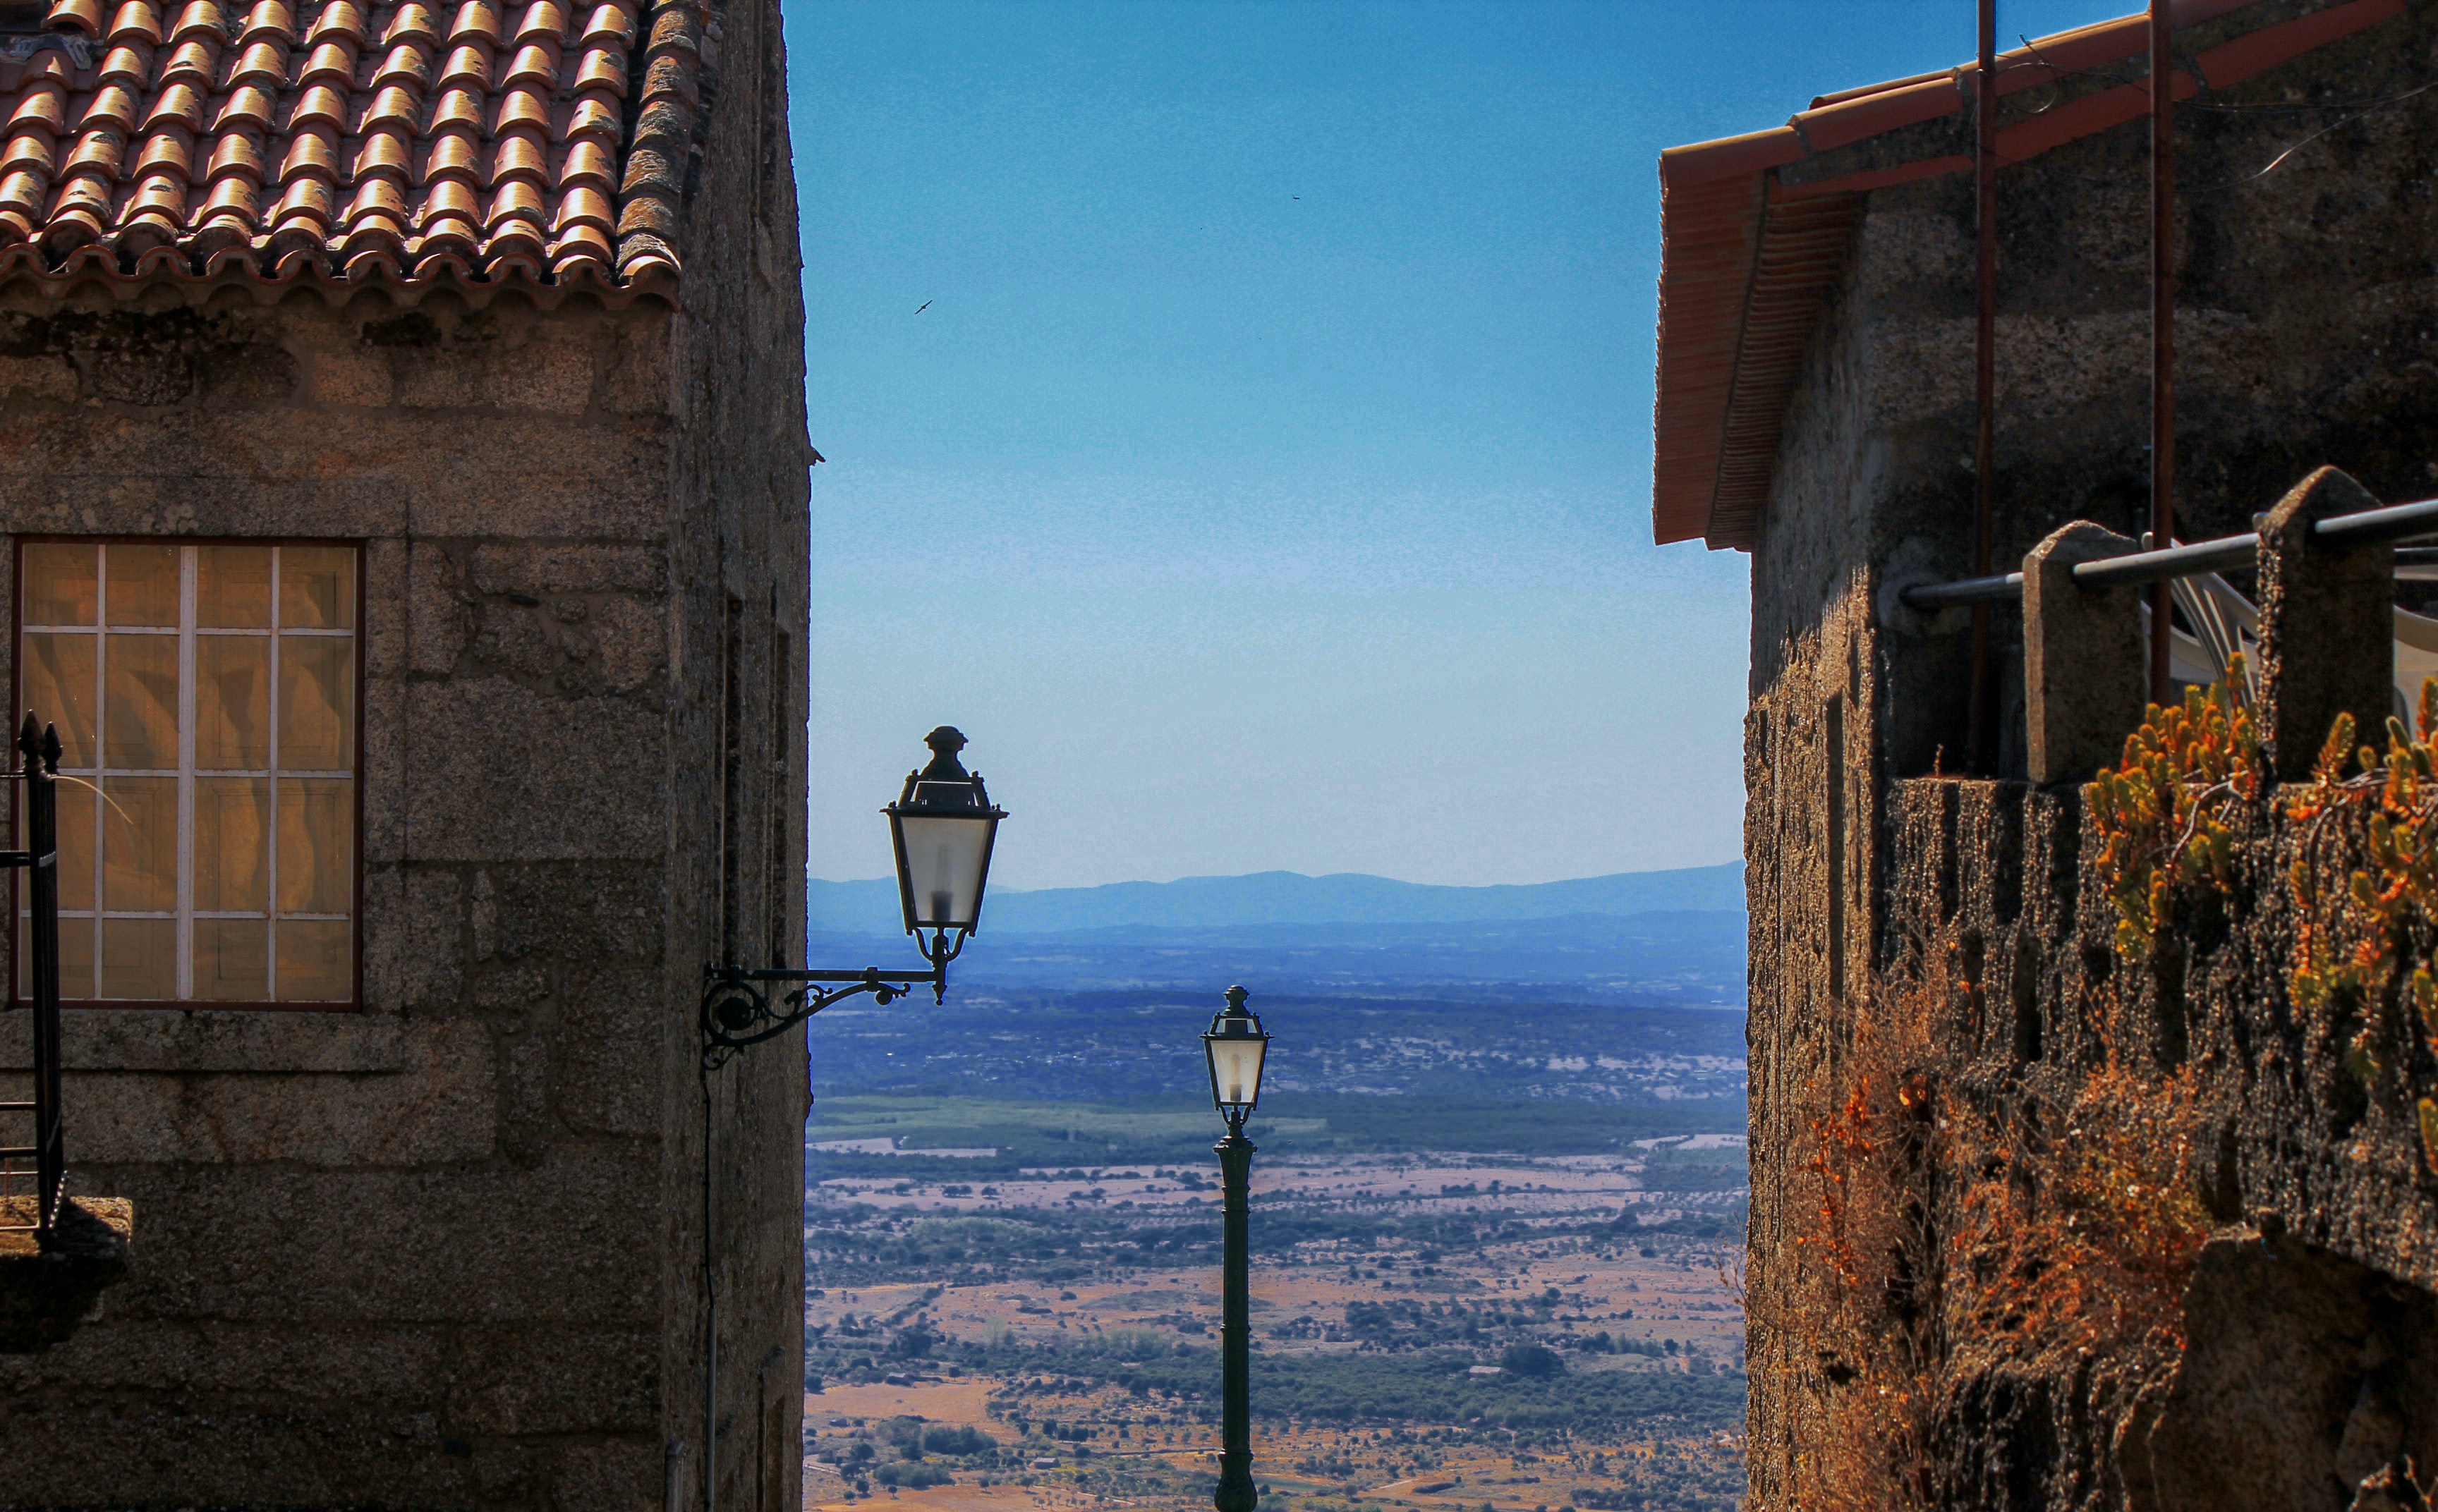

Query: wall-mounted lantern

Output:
[698, 727, 1007, 1068]
[885, 726, 1005, 951]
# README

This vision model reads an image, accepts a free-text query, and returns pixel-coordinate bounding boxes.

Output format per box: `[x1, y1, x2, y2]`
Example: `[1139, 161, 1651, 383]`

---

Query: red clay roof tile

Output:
[1790, 77, 1962, 154]
[1658, 126, 1803, 191]
[511, 0, 563, 39]
[107, 3, 162, 42]
[286, 79, 343, 124]
[0, 0, 696, 303]
[1652, 0, 2408, 549]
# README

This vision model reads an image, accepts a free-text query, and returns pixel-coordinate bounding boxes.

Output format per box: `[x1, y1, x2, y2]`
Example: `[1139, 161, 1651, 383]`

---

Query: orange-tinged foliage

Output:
[1795, 954, 2210, 1511]
[2087, 655, 2260, 961]
[2286, 676, 2438, 1168]
[1953, 1061, 2211, 1360]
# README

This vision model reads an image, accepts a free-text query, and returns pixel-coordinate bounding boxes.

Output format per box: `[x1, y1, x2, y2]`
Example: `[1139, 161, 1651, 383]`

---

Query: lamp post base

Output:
[1215, 1449, 1258, 1512]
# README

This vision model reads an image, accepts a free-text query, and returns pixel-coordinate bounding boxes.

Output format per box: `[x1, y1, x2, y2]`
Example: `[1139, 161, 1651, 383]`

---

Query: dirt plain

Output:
[802, 1147, 1747, 1512]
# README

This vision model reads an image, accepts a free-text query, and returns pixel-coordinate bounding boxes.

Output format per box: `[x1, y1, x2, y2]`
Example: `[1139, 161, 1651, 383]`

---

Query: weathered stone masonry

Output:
[1718, 2, 2438, 1506]
[0, 0, 812, 1504]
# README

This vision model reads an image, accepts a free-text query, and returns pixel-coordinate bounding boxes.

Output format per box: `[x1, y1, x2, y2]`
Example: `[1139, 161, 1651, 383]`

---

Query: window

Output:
[15, 542, 360, 1005]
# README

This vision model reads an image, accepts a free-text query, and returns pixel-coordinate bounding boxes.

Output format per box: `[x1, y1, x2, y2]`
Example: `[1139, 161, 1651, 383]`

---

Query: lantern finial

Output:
[920, 726, 970, 781]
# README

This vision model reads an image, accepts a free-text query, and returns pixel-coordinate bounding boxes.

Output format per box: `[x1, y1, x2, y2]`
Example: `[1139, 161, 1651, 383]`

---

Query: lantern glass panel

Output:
[1206, 1032, 1266, 1113]
[895, 812, 994, 931]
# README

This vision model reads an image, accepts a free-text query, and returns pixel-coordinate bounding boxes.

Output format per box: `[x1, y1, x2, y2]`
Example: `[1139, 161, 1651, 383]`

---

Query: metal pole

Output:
[1968, 0, 2000, 772]
[1213, 1126, 1258, 1512]
[21, 715, 59, 1239]
[1902, 493, 2438, 610]
[2149, 0, 2178, 705]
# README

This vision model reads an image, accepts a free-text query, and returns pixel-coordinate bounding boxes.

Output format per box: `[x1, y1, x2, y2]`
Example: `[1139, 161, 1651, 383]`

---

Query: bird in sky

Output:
[915, 300, 932, 314]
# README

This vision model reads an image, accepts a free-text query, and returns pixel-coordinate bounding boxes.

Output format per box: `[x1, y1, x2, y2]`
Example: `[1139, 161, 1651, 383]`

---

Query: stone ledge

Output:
[0, 1196, 133, 1353]
[0, 1011, 403, 1075]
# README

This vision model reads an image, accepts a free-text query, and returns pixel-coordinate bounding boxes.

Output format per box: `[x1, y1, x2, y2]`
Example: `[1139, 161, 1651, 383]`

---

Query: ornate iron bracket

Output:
[698, 928, 966, 1071]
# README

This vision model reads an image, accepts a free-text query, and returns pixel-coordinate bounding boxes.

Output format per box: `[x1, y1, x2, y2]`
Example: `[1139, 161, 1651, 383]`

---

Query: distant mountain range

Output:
[807, 862, 1744, 936]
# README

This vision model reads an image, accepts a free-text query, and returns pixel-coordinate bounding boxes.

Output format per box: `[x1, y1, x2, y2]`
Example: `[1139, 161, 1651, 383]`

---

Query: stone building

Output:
[1656, 0, 2438, 1506]
[0, 0, 813, 1502]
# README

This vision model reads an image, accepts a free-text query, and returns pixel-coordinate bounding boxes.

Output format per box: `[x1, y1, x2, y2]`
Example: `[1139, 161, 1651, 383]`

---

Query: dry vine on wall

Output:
[1790, 672, 2263, 1508]
[1795, 661, 2438, 1504]
[1793, 961, 2209, 1510]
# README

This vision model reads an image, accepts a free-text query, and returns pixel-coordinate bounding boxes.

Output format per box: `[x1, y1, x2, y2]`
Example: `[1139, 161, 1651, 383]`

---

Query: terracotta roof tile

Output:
[1652, 0, 2409, 550]
[107, 4, 162, 42]
[576, 1, 621, 43]
[301, 2, 358, 40]
[286, 78, 342, 123]
[511, 0, 563, 37]
[0, 0, 696, 302]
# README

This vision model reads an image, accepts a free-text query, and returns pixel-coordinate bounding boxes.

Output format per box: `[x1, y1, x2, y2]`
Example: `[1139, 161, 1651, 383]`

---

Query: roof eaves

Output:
[1651, 0, 2410, 551]
[0, 239, 679, 310]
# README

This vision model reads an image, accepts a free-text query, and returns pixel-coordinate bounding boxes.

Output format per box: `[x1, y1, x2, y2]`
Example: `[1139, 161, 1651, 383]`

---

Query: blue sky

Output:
[792, 1, 2125, 890]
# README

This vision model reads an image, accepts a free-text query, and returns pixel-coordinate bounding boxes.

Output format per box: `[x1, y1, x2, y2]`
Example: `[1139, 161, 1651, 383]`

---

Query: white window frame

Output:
[14, 539, 363, 1006]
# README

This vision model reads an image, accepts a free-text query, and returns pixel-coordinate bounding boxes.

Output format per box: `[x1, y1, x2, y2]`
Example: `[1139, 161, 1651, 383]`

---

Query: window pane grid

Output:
[18, 543, 356, 1004]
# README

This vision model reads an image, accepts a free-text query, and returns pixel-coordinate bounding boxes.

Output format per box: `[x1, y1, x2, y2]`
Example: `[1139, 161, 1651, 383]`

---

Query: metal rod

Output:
[2149, 0, 2177, 705]
[1905, 571, 2026, 609]
[1899, 495, 2438, 610]
[2073, 534, 2256, 587]
[714, 967, 943, 985]
[2315, 496, 2438, 546]
[1213, 1127, 1258, 1512]
[1968, 0, 2000, 772]
[18, 714, 60, 1239]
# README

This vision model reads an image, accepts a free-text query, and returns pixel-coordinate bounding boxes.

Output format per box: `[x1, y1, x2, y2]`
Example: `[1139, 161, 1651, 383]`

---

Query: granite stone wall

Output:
[0, 0, 811, 1504]
[1741, 4, 2438, 1505]
[1858, 769, 2438, 1510]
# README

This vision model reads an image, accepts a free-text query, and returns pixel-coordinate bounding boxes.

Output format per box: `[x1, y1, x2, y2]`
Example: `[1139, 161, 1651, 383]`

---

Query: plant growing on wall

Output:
[1790, 944, 2211, 1512]
[2087, 657, 2262, 962]
[2286, 681, 2438, 1166]
[1791, 977, 1948, 1512]
[1954, 1059, 2209, 1358]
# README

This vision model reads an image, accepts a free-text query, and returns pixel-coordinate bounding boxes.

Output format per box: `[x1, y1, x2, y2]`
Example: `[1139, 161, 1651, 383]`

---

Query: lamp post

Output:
[1203, 984, 1271, 1512]
[698, 726, 1006, 1066]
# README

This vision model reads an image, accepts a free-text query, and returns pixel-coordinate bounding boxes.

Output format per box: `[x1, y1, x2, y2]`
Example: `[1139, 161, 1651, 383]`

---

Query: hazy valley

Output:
[801, 867, 1750, 1512]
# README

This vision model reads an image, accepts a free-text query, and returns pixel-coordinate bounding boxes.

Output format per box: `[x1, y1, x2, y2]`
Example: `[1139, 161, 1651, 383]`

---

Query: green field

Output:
[808, 1093, 1745, 1177]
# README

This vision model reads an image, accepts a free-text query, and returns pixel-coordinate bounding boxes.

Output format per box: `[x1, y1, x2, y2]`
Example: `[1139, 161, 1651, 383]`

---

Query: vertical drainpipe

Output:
[2149, 0, 2179, 705]
[1967, 0, 2001, 771]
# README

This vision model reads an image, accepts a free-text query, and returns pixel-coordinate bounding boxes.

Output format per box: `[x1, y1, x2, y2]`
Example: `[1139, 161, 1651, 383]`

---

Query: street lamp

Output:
[698, 726, 1008, 1068]
[1203, 984, 1271, 1512]
[885, 726, 1005, 953]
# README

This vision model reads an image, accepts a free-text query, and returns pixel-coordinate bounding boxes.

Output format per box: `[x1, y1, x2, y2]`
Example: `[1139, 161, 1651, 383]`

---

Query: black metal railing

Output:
[0, 714, 63, 1238]
[1899, 495, 2438, 611]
